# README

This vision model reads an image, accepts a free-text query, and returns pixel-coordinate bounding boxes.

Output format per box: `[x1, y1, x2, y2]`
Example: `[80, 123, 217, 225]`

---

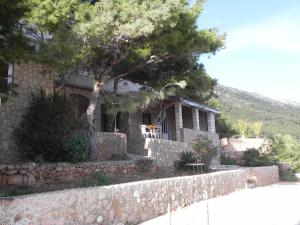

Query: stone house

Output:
[0, 63, 220, 166]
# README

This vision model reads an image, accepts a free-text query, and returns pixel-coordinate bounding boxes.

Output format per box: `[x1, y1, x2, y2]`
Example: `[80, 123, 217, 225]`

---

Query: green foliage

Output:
[62, 134, 88, 163]
[270, 134, 300, 172]
[216, 85, 300, 141]
[24, 0, 224, 107]
[15, 90, 81, 162]
[79, 173, 110, 188]
[0, 0, 30, 62]
[251, 121, 263, 138]
[234, 120, 249, 137]
[220, 155, 237, 165]
[192, 135, 218, 171]
[241, 148, 273, 167]
[216, 114, 238, 138]
[0, 186, 36, 197]
[279, 170, 298, 182]
[241, 148, 261, 167]
[175, 151, 198, 170]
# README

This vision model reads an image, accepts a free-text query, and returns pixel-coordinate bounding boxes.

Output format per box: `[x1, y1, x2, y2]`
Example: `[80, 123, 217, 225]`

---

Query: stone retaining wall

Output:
[246, 166, 279, 187]
[0, 161, 136, 186]
[0, 170, 248, 225]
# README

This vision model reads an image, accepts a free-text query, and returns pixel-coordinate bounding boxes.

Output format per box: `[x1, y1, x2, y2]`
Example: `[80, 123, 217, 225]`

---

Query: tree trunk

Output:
[87, 81, 103, 160]
[110, 79, 119, 131]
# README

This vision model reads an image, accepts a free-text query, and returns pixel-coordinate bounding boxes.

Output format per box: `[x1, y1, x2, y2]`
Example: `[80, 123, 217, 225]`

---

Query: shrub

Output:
[62, 134, 88, 163]
[135, 158, 154, 172]
[241, 148, 274, 167]
[175, 151, 198, 170]
[221, 155, 237, 165]
[270, 134, 300, 172]
[192, 135, 218, 171]
[15, 90, 81, 162]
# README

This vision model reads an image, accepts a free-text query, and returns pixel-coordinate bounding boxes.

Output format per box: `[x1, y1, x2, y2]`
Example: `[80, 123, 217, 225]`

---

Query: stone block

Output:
[8, 175, 23, 185]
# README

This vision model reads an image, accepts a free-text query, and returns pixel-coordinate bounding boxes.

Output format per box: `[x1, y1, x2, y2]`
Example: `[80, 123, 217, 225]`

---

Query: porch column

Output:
[207, 112, 216, 133]
[174, 103, 183, 141]
[192, 108, 200, 130]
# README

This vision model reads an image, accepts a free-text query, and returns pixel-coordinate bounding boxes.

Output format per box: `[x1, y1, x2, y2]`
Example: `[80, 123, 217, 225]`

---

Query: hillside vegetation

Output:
[216, 85, 300, 141]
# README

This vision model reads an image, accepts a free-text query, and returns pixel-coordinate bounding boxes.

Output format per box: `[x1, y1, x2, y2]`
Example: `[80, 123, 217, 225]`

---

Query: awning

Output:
[179, 99, 219, 114]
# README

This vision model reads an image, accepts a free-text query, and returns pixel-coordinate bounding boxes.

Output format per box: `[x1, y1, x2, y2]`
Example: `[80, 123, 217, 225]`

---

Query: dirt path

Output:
[140, 182, 300, 225]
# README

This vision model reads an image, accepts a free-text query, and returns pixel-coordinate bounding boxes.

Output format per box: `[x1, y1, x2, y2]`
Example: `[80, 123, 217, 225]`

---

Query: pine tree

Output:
[23, 0, 225, 159]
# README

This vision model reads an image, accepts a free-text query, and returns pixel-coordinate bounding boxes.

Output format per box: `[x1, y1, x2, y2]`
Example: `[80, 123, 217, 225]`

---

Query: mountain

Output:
[215, 85, 300, 140]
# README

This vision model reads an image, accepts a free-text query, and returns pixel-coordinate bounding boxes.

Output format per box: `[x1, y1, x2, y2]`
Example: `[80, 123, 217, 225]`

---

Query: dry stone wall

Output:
[0, 169, 249, 225]
[0, 161, 136, 186]
[246, 166, 279, 187]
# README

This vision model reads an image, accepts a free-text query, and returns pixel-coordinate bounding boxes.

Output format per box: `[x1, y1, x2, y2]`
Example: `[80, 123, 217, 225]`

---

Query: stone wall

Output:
[180, 128, 221, 166]
[0, 64, 53, 163]
[145, 138, 193, 168]
[95, 132, 127, 160]
[129, 136, 221, 168]
[180, 128, 220, 146]
[0, 170, 249, 225]
[0, 160, 136, 186]
[246, 166, 279, 187]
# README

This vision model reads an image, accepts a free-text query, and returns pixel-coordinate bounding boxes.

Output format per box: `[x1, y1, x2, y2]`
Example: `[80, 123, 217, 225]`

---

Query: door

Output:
[161, 118, 168, 140]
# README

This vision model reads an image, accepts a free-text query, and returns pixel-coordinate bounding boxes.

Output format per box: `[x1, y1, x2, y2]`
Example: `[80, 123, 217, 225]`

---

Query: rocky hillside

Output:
[216, 85, 300, 140]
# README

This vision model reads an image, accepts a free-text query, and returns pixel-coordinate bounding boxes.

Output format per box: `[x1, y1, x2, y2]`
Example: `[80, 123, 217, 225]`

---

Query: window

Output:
[0, 61, 13, 94]
[142, 113, 151, 125]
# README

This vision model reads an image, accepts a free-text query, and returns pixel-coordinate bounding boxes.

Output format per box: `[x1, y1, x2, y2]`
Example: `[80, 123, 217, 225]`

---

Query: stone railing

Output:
[180, 128, 220, 145]
[128, 138, 194, 167]
[145, 138, 192, 167]
[0, 160, 136, 186]
[95, 132, 127, 160]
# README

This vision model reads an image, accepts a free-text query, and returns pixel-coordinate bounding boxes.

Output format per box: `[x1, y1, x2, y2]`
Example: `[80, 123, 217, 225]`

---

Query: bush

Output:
[270, 134, 300, 172]
[175, 151, 198, 170]
[241, 148, 274, 167]
[63, 134, 88, 163]
[192, 135, 218, 171]
[221, 155, 237, 165]
[15, 90, 82, 162]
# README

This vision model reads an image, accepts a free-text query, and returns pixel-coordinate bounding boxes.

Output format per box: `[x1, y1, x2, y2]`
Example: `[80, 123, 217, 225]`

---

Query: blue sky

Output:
[197, 0, 300, 102]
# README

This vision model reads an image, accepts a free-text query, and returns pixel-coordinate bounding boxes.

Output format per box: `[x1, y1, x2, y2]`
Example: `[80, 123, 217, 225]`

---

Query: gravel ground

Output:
[140, 181, 300, 225]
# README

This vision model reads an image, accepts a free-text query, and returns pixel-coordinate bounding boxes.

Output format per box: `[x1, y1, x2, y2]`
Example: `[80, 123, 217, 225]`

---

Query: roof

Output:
[63, 75, 219, 114]
[179, 99, 219, 114]
[64, 75, 141, 94]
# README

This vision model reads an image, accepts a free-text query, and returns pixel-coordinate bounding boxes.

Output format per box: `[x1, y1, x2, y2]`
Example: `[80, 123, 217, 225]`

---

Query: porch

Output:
[137, 100, 218, 144]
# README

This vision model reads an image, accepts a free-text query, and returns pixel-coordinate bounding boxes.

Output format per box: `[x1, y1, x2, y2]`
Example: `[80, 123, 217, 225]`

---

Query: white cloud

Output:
[224, 12, 300, 54]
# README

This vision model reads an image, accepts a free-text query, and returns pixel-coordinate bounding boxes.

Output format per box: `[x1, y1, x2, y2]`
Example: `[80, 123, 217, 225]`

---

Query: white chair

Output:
[140, 125, 152, 138]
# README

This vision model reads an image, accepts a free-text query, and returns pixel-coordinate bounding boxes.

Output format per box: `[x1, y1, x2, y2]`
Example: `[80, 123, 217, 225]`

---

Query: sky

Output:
[196, 0, 300, 102]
